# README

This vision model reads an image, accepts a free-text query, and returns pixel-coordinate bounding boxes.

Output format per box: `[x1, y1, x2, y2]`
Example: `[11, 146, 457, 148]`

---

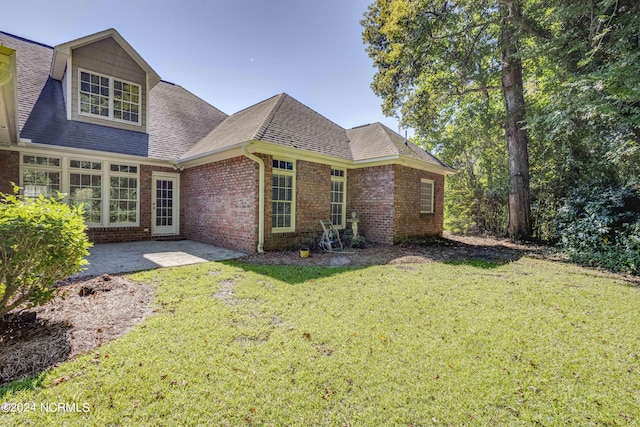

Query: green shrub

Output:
[0, 187, 92, 317]
[556, 181, 640, 274]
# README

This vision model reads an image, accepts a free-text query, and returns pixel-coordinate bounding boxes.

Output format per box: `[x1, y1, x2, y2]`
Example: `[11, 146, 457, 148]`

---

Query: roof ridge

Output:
[350, 123, 373, 130]
[375, 122, 402, 156]
[0, 31, 53, 49]
[254, 93, 287, 140]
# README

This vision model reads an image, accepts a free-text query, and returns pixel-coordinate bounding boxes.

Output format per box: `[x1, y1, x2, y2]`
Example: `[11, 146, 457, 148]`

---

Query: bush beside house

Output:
[0, 187, 91, 317]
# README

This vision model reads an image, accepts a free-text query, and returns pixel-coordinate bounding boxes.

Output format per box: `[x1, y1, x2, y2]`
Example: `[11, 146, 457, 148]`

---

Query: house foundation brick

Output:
[0, 151, 19, 194]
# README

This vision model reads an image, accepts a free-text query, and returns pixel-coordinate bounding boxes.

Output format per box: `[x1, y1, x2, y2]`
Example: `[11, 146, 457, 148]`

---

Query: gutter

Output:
[242, 142, 265, 253]
[178, 141, 247, 165]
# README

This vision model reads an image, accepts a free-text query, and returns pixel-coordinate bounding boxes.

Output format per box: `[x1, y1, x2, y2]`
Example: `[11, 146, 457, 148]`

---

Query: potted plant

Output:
[300, 245, 310, 258]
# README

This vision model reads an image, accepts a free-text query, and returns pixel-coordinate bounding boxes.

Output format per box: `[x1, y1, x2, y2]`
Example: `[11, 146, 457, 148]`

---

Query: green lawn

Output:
[1, 257, 640, 426]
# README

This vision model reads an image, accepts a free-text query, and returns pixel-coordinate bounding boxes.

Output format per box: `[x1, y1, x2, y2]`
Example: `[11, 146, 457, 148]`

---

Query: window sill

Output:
[271, 229, 296, 234]
[88, 223, 140, 229]
[78, 111, 142, 127]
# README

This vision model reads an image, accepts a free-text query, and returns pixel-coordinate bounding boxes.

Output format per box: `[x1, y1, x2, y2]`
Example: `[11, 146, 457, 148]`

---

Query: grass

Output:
[1, 257, 640, 425]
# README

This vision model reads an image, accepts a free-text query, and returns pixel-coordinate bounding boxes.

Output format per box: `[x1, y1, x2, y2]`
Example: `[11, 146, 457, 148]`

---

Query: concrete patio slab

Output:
[76, 240, 246, 277]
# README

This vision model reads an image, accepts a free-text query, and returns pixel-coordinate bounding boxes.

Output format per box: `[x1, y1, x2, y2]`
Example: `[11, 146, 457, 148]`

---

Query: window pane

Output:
[80, 72, 110, 119]
[22, 169, 60, 198]
[109, 175, 138, 224]
[272, 172, 294, 230]
[420, 181, 434, 213]
[330, 177, 345, 227]
[69, 172, 102, 223]
[113, 79, 141, 123]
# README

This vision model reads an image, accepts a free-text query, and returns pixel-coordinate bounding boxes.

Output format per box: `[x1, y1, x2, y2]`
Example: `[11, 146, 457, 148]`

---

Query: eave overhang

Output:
[177, 139, 457, 175]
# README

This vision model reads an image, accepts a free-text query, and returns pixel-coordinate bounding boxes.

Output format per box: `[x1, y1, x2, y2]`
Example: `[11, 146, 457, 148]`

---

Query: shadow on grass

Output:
[398, 235, 536, 264]
[228, 234, 550, 283]
[223, 260, 371, 285]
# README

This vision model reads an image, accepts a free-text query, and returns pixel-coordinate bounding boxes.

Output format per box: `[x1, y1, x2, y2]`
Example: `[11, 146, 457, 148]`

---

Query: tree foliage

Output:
[362, 0, 640, 253]
[0, 187, 92, 317]
[556, 182, 640, 275]
[362, 0, 539, 239]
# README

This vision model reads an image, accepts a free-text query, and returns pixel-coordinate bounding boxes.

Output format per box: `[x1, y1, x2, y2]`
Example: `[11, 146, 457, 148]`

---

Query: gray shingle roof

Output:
[257, 94, 352, 160]
[0, 32, 52, 133]
[181, 93, 281, 159]
[184, 93, 452, 170]
[21, 77, 149, 156]
[347, 122, 451, 168]
[182, 93, 352, 160]
[0, 31, 226, 160]
[2, 30, 451, 171]
[149, 81, 227, 160]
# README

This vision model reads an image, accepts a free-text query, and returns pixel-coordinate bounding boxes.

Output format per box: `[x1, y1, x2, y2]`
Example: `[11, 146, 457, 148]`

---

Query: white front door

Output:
[152, 172, 179, 235]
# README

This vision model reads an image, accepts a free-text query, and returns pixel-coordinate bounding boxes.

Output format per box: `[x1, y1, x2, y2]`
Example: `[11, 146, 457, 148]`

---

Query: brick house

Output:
[0, 29, 455, 254]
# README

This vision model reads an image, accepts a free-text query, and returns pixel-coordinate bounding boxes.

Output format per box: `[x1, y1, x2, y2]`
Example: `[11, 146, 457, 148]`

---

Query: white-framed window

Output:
[420, 179, 435, 214]
[69, 160, 103, 225]
[21, 155, 61, 198]
[272, 158, 295, 232]
[19, 154, 140, 227]
[109, 164, 138, 225]
[330, 167, 346, 228]
[79, 69, 141, 125]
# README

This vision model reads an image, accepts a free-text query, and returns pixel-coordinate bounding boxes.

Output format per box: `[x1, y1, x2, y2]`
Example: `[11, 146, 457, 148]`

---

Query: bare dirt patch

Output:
[239, 233, 551, 267]
[1, 274, 153, 386]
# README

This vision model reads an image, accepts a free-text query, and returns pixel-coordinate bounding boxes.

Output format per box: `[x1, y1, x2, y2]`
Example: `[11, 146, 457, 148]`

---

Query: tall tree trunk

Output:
[501, 0, 532, 240]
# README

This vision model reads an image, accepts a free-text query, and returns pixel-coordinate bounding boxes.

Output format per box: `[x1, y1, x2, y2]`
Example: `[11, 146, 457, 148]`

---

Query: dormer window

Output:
[79, 69, 141, 125]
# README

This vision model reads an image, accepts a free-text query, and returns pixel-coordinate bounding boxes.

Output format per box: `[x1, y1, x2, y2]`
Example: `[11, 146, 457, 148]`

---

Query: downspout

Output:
[243, 143, 265, 253]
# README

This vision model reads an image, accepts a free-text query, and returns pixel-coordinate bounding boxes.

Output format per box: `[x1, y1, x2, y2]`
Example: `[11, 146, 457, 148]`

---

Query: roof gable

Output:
[50, 28, 161, 89]
[182, 93, 352, 161]
[0, 30, 225, 160]
[347, 122, 453, 169]
[181, 93, 281, 160]
[258, 94, 352, 159]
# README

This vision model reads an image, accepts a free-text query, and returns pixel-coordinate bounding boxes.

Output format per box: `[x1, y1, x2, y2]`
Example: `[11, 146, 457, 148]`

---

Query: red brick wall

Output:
[347, 165, 395, 245]
[393, 165, 445, 242]
[182, 156, 258, 253]
[0, 150, 19, 194]
[88, 165, 182, 243]
[262, 155, 332, 250]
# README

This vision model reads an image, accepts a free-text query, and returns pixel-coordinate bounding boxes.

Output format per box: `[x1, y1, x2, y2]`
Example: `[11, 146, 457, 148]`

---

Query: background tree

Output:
[362, 0, 639, 246]
[526, 0, 640, 240]
[362, 0, 546, 239]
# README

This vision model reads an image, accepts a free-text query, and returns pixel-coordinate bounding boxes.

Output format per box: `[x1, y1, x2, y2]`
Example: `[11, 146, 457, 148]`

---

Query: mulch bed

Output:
[0, 274, 153, 386]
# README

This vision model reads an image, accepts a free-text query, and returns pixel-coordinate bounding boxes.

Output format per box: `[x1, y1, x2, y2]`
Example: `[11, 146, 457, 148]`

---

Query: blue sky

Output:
[1, 0, 411, 135]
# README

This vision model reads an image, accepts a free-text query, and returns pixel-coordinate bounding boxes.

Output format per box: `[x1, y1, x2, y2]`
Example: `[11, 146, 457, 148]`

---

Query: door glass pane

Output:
[155, 179, 174, 229]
